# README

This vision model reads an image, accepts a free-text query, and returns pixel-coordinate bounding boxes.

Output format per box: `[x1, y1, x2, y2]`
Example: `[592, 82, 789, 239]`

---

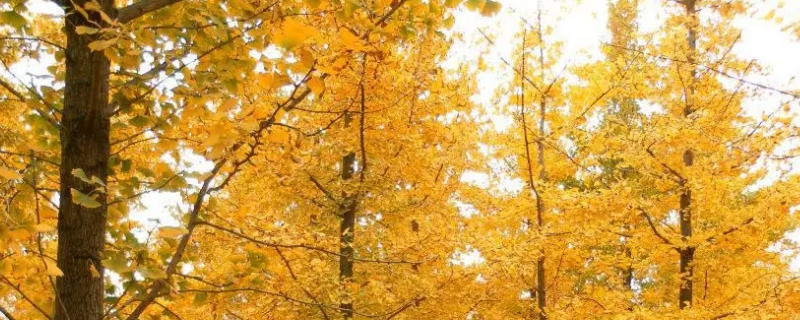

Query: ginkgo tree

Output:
[0, 0, 499, 319]
[2, 0, 800, 319]
[461, 0, 800, 319]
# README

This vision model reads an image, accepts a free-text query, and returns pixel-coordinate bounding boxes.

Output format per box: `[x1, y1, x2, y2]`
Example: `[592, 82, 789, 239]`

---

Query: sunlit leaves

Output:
[0, 167, 22, 179]
[75, 25, 99, 35]
[274, 18, 318, 50]
[0, 11, 26, 30]
[307, 76, 325, 95]
[158, 226, 188, 238]
[87, 37, 117, 51]
[481, 0, 502, 16]
[44, 259, 63, 277]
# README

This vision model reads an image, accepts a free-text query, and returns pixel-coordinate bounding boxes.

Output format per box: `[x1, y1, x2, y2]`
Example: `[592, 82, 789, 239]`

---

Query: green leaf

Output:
[464, 0, 485, 11]
[0, 11, 27, 30]
[138, 266, 167, 280]
[121, 159, 132, 172]
[70, 188, 101, 208]
[71, 168, 92, 184]
[193, 292, 208, 306]
[91, 176, 106, 187]
[444, 0, 462, 8]
[128, 115, 150, 128]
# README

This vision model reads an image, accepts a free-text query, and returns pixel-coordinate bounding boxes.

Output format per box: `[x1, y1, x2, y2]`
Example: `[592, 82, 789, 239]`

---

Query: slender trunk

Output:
[340, 111, 356, 319]
[56, 1, 113, 319]
[678, 0, 697, 310]
[535, 6, 548, 317]
[534, 94, 547, 320]
[623, 246, 633, 291]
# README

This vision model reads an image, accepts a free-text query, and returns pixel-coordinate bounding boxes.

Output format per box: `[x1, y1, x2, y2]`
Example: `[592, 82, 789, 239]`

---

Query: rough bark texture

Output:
[678, 0, 697, 310]
[339, 111, 356, 319]
[56, 0, 113, 319]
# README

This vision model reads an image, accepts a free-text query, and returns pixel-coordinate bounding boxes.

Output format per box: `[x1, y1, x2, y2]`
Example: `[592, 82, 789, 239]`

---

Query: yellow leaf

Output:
[34, 224, 55, 233]
[75, 26, 98, 35]
[8, 228, 30, 240]
[480, 0, 501, 16]
[299, 48, 315, 69]
[464, 0, 485, 11]
[275, 19, 318, 50]
[45, 259, 64, 277]
[268, 129, 289, 144]
[159, 226, 188, 238]
[0, 261, 11, 277]
[89, 262, 101, 278]
[0, 167, 22, 179]
[307, 76, 325, 96]
[338, 27, 364, 51]
[445, 0, 462, 8]
[88, 38, 117, 51]
[304, 0, 321, 8]
[219, 98, 238, 112]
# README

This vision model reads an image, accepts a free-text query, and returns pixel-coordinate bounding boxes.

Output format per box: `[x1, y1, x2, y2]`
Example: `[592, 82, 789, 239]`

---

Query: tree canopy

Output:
[1, 0, 799, 319]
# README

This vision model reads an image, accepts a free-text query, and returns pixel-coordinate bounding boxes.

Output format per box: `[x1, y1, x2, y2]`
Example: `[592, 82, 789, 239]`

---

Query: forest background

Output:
[1, 0, 800, 319]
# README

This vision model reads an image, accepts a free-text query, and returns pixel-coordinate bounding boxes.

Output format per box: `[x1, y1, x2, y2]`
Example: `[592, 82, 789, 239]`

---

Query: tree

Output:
[599, 0, 800, 316]
[2, 0, 799, 319]
[1, 0, 494, 319]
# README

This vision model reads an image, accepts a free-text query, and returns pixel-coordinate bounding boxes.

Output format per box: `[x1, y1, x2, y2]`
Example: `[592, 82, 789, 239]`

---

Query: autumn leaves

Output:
[1, 0, 799, 319]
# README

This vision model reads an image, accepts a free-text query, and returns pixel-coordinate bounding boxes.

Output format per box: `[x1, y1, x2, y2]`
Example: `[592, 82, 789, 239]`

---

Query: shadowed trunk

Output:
[678, 0, 697, 310]
[340, 111, 356, 319]
[56, 0, 113, 319]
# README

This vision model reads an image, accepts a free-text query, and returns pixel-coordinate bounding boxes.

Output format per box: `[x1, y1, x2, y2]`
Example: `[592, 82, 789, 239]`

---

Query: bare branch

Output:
[117, 0, 184, 24]
[705, 217, 754, 243]
[198, 220, 435, 265]
[0, 276, 53, 320]
[606, 43, 800, 99]
[0, 304, 16, 320]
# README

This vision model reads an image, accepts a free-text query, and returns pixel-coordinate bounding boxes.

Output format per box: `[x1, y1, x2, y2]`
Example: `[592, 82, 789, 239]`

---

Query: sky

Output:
[8, 0, 800, 273]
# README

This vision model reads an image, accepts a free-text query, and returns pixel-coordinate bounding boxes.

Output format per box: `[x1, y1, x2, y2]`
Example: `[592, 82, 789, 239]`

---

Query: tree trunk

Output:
[678, 0, 697, 310]
[339, 111, 356, 319]
[56, 0, 113, 319]
[535, 7, 548, 317]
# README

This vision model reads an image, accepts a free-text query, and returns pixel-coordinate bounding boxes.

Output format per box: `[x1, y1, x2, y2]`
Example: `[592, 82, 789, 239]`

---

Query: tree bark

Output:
[535, 6, 547, 317]
[56, 0, 113, 319]
[339, 111, 356, 319]
[678, 0, 697, 310]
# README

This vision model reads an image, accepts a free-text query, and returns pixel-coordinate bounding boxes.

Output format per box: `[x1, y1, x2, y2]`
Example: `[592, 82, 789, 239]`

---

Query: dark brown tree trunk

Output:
[56, 1, 113, 319]
[535, 97, 547, 320]
[678, 0, 697, 310]
[339, 111, 356, 319]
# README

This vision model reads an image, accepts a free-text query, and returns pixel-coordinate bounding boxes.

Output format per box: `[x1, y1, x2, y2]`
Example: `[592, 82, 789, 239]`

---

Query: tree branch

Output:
[117, 0, 184, 24]
[705, 217, 754, 243]
[124, 160, 225, 320]
[0, 304, 16, 320]
[638, 208, 677, 250]
[0, 276, 53, 320]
